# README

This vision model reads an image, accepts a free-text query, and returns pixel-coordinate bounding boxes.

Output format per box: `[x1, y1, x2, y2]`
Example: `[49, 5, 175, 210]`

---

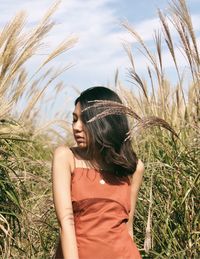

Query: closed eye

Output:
[72, 113, 78, 123]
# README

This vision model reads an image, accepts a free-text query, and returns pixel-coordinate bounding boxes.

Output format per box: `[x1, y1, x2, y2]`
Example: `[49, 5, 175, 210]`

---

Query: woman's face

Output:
[72, 102, 88, 148]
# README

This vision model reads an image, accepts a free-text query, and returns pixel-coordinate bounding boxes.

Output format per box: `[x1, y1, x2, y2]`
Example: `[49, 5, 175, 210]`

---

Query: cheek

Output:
[82, 124, 87, 134]
[85, 131, 92, 145]
[82, 126, 89, 141]
[72, 124, 75, 133]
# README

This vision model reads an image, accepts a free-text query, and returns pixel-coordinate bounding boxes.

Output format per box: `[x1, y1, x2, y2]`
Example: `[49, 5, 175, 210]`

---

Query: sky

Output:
[0, 0, 200, 122]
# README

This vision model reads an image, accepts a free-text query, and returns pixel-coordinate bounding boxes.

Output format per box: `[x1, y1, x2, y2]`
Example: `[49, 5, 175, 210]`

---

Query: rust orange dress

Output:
[71, 167, 141, 259]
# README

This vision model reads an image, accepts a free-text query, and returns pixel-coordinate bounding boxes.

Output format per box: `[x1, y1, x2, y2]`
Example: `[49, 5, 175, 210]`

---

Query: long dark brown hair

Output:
[73, 86, 138, 179]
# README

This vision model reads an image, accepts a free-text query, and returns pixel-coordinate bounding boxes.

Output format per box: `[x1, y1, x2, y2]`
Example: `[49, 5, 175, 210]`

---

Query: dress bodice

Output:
[70, 167, 141, 259]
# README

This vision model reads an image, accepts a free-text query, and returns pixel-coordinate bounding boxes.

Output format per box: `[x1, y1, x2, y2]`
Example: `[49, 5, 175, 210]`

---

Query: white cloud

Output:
[191, 14, 200, 32]
[0, 0, 199, 91]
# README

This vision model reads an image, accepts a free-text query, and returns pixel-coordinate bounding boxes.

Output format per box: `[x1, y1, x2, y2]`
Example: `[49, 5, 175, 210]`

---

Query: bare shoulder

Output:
[53, 145, 74, 172]
[135, 159, 145, 174]
[129, 159, 144, 185]
[53, 145, 72, 156]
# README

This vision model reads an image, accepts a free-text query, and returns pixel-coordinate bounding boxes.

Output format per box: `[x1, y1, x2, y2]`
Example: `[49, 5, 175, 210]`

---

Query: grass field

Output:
[0, 0, 199, 258]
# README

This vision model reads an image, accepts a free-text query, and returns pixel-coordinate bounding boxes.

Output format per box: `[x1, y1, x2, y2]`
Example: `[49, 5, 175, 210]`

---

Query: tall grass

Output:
[0, 0, 199, 258]
[0, 1, 76, 257]
[119, 0, 199, 257]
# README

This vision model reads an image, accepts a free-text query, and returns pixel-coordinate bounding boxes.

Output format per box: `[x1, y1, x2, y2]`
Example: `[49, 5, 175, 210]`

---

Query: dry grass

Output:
[0, 0, 199, 258]
[122, 0, 199, 129]
[0, 0, 77, 128]
[0, 1, 76, 257]
[119, 1, 199, 257]
[85, 100, 178, 140]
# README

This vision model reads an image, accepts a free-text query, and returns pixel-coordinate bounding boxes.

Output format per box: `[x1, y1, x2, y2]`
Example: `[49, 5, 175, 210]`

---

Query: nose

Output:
[73, 119, 83, 132]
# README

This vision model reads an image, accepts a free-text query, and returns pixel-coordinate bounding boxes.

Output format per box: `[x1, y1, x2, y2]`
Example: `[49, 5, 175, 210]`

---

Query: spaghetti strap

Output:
[73, 155, 78, 169]
[69, 147, 93, 170]
[69, 147, 77, 170]
[70, 148, 77, 171]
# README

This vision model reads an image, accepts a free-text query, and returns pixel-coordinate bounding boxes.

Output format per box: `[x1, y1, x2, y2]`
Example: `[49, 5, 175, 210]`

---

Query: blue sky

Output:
[0, 0, 200, 121]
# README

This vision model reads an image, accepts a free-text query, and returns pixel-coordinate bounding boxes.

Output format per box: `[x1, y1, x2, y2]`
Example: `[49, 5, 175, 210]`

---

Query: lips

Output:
[75, 136, 85, 143]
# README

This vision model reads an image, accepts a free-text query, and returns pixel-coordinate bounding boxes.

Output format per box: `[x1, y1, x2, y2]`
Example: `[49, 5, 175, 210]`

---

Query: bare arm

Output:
[127, 160, 145, 239]
[52, 146, 79, 259]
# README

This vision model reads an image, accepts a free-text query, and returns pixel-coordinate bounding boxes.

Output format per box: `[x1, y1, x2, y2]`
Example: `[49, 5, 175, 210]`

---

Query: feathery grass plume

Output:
[123, 0, 200, 128]
[85, 100, 178, 139]
[122, 24, 173, 119]
[122, 42, 136, 71]
[158, 9, 182, 84]
[1, 14, 52, 92]
[0, 11, 26, 85]
[128, 68, 149, 103]
[41, 37, 78, 68]
[114, 85, 149, 129]
[170, 0, 200, 77]
[147, 67, 156, 106]
[85, 100, 141, 122]
[83, 99, 178, 156]
[19, 64, 73, 122]
[0, 0, 77, 126]
[135, 116, 178, 138]
[154, 31, 163, 77]
[0, 98, 13, 118]
[144, 172, 153, 253]
[122, 21, 163, 87]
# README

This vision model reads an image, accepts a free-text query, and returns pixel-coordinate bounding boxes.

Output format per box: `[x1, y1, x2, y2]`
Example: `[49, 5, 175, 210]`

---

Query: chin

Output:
[77, 143, 87, 148]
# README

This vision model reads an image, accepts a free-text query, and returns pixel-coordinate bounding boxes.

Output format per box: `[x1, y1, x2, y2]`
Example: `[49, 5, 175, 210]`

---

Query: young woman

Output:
[52, 86, 144, 259]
